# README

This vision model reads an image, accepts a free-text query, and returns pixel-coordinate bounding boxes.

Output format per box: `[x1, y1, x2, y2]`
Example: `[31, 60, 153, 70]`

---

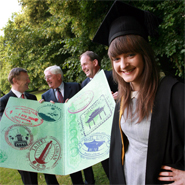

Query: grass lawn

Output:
[0, 163, 109, 185]
[0, 90, 109, 184]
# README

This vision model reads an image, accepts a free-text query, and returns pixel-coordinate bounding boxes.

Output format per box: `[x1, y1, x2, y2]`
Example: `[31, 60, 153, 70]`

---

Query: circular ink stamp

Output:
[37, 104, 62, 122]
[28, 136, 61, 171]
[0, 149, 8, 163]
[5, 124, 33, 150]
[5, 106, 43, 127]
[79, 133, 110, 159]
[68, 90, 94, 114]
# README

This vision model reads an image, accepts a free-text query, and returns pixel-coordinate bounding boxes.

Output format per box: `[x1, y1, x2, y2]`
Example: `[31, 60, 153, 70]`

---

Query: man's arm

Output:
[0, 96, 9, 118]
[76, 83, 81, 92]
[28, 93, 37, 101]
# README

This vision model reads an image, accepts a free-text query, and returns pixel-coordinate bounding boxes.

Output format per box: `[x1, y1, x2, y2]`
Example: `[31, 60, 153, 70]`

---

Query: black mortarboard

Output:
[93, 0, 162, 46]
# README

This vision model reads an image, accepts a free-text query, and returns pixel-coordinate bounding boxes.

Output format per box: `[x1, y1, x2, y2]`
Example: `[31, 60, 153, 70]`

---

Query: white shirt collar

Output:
[11, 88, 24, 98]
[131, 91, 139, 99]
[58, 82, 64, 91]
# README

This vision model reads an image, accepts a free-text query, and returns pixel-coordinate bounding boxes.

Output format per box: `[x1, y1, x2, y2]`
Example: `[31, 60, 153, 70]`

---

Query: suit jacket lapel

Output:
[64, 82, 72, 101]
[84, 78, 91, 86]
[87, 78, 90, 84]
[8, 90, 17, 97]
[50, 89, 58, 102]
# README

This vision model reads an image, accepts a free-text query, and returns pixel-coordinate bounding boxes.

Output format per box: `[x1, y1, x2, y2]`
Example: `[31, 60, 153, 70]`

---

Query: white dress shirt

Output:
[54, 82, 64, 101]
[11, 88, 26, 99]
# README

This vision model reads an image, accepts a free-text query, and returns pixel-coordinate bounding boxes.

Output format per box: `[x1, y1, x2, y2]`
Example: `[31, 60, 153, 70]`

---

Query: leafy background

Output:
[0, 0, 184, 95]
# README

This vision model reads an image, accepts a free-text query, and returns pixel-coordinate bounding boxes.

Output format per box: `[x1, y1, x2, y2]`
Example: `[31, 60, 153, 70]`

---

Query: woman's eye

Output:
[112, 57, 120, 62]
[128, 53, 135, 57]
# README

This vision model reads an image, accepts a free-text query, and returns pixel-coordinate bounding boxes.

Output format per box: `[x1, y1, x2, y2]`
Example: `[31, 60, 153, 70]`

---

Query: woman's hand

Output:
[158, 165, 185, 185]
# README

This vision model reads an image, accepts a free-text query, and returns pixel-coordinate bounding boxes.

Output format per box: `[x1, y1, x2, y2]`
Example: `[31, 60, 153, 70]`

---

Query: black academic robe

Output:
[109, 76, 184, 184]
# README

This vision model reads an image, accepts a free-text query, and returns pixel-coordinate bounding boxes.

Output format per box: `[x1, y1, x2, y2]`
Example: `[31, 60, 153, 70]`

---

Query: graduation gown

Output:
[109, 76, 184, 184]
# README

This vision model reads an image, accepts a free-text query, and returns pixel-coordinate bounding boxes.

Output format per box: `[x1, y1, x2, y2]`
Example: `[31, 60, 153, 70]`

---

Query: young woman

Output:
[93, 0, 184, 184]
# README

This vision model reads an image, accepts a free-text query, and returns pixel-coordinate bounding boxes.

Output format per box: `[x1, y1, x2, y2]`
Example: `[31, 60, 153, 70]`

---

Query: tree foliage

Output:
[0, 0, 184, 94]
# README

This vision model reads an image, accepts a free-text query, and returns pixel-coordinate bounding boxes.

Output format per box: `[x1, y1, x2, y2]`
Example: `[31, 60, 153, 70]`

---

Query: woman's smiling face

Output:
[112, 52, 144, 91]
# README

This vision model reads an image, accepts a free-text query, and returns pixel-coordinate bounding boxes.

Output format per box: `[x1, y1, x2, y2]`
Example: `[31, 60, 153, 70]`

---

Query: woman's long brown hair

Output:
[108, 35, 159, 122]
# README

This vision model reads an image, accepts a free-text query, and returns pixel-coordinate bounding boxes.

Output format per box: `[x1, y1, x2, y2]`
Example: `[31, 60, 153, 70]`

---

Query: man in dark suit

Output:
[40, 65, 84, 185]
[80, 51, 118, 184]
[0, 67, 60, 185]
[0, 68, 38, 185]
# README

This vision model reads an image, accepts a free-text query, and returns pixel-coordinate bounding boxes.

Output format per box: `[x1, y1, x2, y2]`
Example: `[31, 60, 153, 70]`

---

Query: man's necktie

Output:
[56, 88, 64, 103]
[21, 93, 25, 99]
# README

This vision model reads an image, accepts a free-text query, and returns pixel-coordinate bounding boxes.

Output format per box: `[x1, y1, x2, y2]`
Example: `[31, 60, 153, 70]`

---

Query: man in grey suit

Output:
[40, 65, 84, 185]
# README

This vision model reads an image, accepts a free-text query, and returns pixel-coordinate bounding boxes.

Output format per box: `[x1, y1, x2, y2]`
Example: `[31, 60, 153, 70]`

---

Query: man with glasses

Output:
[40, 65, 84, 185]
